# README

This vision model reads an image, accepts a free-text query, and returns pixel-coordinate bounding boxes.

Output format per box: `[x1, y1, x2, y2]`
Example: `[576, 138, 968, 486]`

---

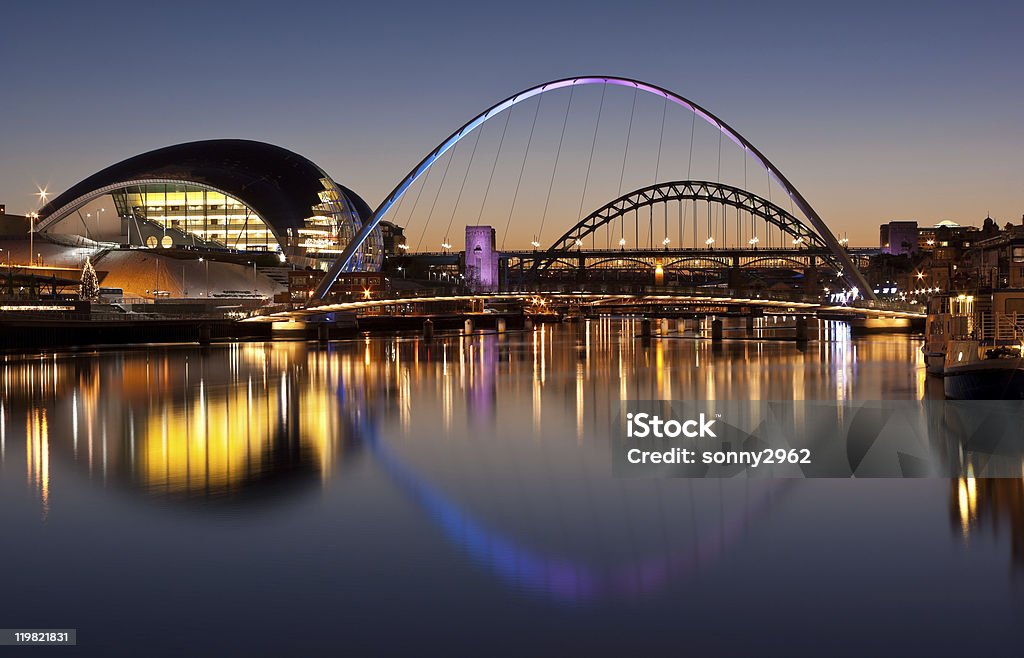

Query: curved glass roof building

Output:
[35, 139, 381, 270]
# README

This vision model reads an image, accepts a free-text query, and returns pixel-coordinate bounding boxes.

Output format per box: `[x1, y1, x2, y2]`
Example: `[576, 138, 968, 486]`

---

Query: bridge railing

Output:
[848, 299, 927, 314]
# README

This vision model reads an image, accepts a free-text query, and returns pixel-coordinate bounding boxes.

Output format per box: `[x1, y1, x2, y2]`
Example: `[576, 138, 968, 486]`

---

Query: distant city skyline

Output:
[2, 0, 1022, 247]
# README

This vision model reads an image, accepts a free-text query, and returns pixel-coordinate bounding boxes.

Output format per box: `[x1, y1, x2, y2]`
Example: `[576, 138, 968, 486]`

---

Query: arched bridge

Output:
[547, 180, 824, 255]
[312, 76, 876, 302]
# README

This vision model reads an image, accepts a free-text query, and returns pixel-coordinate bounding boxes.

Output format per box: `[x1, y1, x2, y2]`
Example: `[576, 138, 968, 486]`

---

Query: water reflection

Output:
[2, 343, 370, 504]
[2, 320, 1022, 603]
[953, 477, 1024, 568]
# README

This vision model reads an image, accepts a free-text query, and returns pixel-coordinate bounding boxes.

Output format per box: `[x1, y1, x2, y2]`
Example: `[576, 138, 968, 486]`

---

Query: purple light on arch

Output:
[312, 76, 875, 302]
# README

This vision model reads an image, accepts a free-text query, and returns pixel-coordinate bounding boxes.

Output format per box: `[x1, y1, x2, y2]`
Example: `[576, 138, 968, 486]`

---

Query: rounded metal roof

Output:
[38, 139, 371, 234]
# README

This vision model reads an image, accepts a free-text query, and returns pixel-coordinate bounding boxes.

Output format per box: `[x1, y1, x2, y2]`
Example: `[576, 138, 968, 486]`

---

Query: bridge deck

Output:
[243, 292, 924, 323]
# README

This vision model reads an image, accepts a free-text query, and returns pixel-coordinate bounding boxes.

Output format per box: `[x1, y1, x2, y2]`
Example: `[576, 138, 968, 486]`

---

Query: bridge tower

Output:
[465, 226, 500, 293]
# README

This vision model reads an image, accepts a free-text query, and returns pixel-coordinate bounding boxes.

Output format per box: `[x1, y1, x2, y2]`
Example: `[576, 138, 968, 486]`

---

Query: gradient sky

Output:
[2, 0, 1022, 246]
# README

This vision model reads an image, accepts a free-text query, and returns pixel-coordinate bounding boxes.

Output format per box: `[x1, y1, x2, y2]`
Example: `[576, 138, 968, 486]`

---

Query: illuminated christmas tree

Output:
[80, 256, 100, 301]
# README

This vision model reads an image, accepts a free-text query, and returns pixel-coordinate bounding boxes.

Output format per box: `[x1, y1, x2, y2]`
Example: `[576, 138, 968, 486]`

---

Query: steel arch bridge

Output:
[542, 179, 835, 264]
[312, 75, 875, 302]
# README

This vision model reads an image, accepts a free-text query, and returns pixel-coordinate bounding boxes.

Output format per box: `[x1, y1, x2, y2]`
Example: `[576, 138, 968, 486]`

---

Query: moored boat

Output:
[922, 296, 953, 375]
[939, 291, 1024, 399]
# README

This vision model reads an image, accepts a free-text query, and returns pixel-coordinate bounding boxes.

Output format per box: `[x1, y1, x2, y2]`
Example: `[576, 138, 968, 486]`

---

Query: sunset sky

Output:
[2, 0, 1021, 247]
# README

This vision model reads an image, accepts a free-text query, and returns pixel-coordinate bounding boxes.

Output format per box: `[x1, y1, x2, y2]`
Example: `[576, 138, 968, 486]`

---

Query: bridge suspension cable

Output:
[501, 95, 542, 250]
[537, 85, 575, 247]
[312, 76, 876, 302]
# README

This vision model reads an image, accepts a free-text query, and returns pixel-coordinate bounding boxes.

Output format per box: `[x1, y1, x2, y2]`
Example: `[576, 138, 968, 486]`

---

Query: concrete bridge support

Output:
[711, 317, 723, 342]
[795, 316, 809, 342]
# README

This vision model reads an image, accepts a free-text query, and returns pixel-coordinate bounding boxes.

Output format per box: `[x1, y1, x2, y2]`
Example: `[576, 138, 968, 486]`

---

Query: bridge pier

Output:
[464, 318, 474, 334]
[711, 317, 723, 342]
[198, 324, 211, 345]
[423, 318, 434, 340]
[795, 315, 809, 342]
[317, 323, 329, 343]
[745, 314, 755, 337]
[640, 318, 653, 337]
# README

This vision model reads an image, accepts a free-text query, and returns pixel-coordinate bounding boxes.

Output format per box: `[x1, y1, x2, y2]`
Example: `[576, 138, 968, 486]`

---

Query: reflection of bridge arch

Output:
[359, 406, 792, 604]
[313, 76, 875, 302]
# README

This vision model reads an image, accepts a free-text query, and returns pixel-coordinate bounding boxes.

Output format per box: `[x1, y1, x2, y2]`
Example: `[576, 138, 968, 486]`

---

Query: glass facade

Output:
[105, 179, 381, 270]
[300, 178, 382, 271]
[114, 183, 276, 251]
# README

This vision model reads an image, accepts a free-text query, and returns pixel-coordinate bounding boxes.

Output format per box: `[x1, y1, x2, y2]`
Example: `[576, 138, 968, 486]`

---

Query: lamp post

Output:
[28, 212, 39, 267]
[32, 189, 47, 267]
[199, 257, 209, 297]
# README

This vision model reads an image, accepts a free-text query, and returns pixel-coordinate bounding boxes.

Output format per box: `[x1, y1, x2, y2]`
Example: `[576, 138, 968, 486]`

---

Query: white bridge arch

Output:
[313, 76, 873, 302]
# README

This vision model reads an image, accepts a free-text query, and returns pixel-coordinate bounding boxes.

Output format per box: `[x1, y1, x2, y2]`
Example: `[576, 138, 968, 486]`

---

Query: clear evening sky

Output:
[1, 0, 1021, 246]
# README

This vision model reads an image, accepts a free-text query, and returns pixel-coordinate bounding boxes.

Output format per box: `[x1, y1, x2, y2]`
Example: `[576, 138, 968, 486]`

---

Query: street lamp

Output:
[705, 236, 715, 248]
[748, 236, 759, 247]
[662, 237, 671, 248]
[199, 257, 209, 297]
[619, 237, 626, 249]
[28, 212, 38, 266]
[87, 208, 105, 238]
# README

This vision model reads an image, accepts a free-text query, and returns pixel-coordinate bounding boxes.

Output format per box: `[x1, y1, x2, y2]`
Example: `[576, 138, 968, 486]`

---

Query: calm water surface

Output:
[1, 319, 1021, 656]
